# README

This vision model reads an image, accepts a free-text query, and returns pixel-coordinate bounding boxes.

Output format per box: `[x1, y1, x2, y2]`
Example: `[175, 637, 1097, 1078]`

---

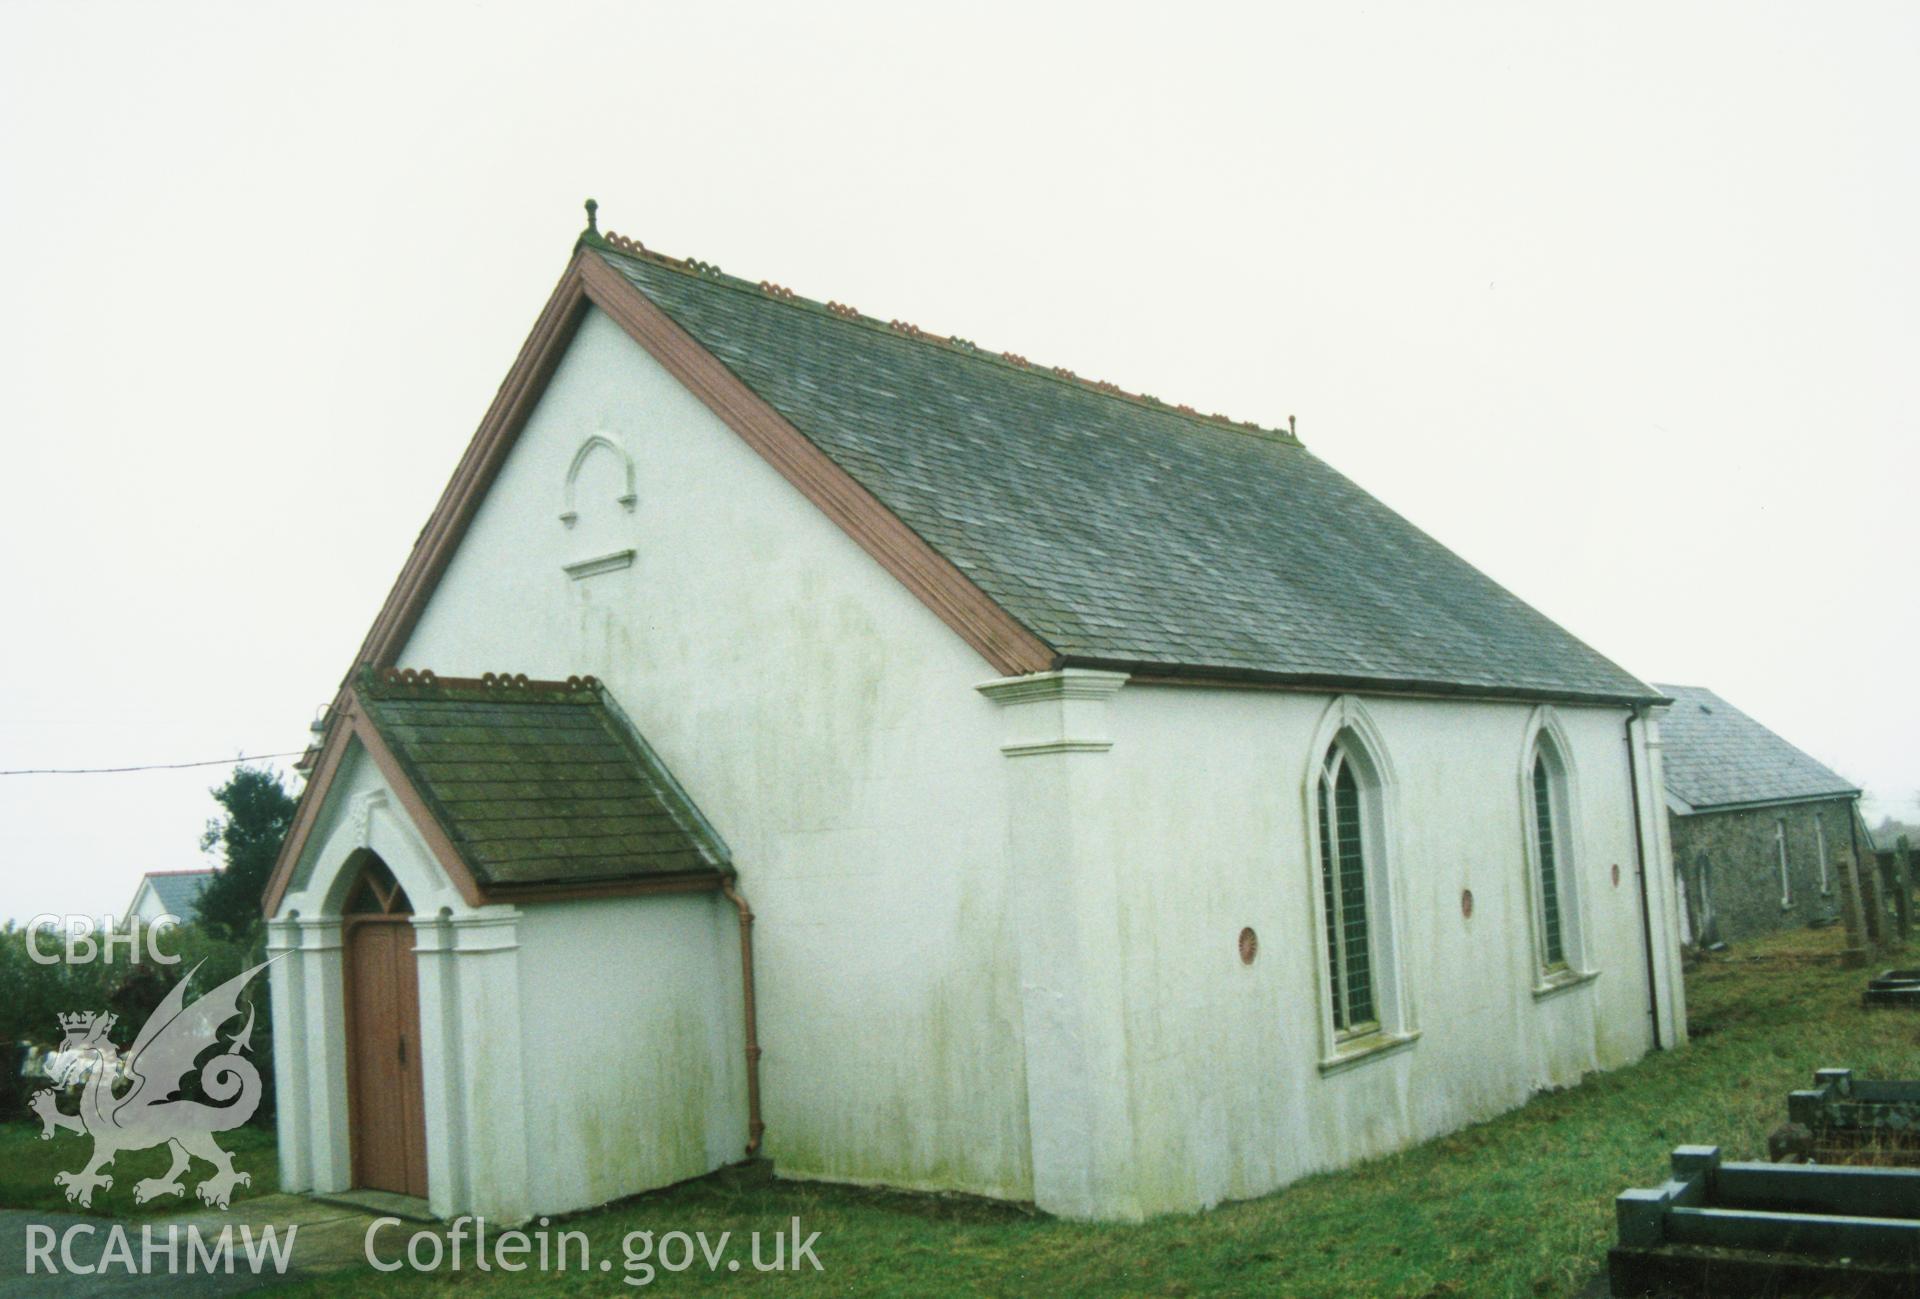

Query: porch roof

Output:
[352, 668, 730, 893]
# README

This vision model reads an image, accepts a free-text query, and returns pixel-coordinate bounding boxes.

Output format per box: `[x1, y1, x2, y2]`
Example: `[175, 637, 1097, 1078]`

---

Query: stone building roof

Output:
[353, 670, 730, 890]
[593, 234, 1658, 706]
[1654, 683, 1857, 813]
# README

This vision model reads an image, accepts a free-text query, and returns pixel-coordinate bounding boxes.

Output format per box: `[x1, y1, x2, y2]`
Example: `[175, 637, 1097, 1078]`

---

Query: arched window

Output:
[1318, 738, 1378, 1036]
[1523, 725, 1586, 981]
[1304, 698, 1412, 1065]
[1531, 753, 1568, 968]
[1774, 818, 1792, 908]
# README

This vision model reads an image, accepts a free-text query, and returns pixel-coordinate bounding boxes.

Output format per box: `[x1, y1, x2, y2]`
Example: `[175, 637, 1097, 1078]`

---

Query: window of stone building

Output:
[1776, 817, 1792, 907]
[1815, 813, 1830, 895]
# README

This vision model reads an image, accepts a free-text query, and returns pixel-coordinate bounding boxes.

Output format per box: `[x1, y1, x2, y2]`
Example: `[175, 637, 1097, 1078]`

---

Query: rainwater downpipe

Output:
[721, 876, 765, 1158]
[1623, 704, 1663, 1050]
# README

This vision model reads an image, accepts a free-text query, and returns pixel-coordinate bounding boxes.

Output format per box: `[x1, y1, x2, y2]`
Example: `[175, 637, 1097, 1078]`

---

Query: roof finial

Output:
[1289, 414, 1296, 438]
[583, 197, 599, 236]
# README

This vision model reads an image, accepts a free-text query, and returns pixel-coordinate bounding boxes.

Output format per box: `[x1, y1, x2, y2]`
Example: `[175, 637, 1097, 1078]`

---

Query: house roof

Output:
[591, 234, 1658, 706]
[1653, 683, 1857, 813]
[1869, 821, 1919, 854]
[135, 869, 215, 919]
[352, 669, 730, 892]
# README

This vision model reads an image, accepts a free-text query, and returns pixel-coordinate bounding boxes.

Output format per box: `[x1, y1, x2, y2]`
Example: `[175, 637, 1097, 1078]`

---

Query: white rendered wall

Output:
[397, 307, 1033, 1203]
[1083, 685, 1676, 1215]
[513, 895, 745, 1210]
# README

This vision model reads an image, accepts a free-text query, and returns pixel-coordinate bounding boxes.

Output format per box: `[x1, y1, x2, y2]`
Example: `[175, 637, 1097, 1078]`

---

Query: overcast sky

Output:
[2, 3, 1914, 923]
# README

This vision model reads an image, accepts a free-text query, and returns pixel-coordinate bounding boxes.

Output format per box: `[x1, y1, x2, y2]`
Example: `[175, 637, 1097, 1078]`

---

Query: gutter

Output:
[1075, 656, 1669, 711]
[1623, 704, 1663, 1050]
[1673, 790, 1863, 817]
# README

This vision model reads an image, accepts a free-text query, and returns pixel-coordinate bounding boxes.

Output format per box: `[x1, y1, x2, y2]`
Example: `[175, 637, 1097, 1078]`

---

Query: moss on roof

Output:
[355, 671, 728, 889]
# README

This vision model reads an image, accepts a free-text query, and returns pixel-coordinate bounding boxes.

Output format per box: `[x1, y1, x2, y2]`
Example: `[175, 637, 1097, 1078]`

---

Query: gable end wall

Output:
[395, 306, 1033, 1205]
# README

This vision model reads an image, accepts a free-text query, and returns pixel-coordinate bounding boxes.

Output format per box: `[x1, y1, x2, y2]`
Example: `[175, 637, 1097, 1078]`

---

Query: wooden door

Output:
[344, 899, 428, 1197]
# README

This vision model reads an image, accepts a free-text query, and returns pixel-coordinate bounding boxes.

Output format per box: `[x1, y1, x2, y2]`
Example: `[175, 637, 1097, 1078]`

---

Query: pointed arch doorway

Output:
[341, 852, 429, 1198]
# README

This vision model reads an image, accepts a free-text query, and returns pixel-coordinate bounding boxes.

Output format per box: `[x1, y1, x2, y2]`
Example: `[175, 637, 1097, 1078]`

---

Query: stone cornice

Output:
[976, 668, 1130, 706]
[977, 669, 1129, 758]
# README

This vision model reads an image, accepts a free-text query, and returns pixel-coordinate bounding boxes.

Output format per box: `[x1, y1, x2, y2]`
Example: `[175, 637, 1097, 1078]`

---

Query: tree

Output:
[194, 765, 297, 942]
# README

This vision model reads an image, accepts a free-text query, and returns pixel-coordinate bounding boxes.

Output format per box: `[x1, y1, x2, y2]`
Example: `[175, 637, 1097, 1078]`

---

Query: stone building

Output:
[1656, 683, 1861, 944]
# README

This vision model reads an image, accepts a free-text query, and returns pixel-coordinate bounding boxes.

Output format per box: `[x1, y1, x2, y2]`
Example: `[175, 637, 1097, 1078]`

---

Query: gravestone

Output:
[1837, 845, 1871, 968]
[1897, 835, 1915, 942]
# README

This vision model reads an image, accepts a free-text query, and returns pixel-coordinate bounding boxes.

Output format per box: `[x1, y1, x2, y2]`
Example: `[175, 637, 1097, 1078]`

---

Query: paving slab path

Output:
[0, 1195, 384, 1297]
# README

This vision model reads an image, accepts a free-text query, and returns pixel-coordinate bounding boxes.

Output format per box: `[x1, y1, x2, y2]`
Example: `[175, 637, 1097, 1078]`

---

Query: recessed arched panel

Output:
[559, 434, 637, 528]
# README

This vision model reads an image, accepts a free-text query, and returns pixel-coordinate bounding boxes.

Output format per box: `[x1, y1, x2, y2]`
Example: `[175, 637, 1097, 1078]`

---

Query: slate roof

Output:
[139, 870, 214, 917]
[1654, 683, 1857, 813]
[354, 671, 729, 889]
[594, 237, 1659, 705]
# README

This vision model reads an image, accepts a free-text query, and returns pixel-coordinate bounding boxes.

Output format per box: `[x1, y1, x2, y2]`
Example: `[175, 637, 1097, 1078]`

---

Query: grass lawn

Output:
[0, 1117, 277, 1217]
[264, 926, 1916, 1298]
[10, 927, 1914, 1295]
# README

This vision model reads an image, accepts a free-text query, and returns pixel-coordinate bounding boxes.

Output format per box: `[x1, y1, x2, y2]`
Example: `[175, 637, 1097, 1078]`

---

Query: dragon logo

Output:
[31, 959, 273, 1209]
